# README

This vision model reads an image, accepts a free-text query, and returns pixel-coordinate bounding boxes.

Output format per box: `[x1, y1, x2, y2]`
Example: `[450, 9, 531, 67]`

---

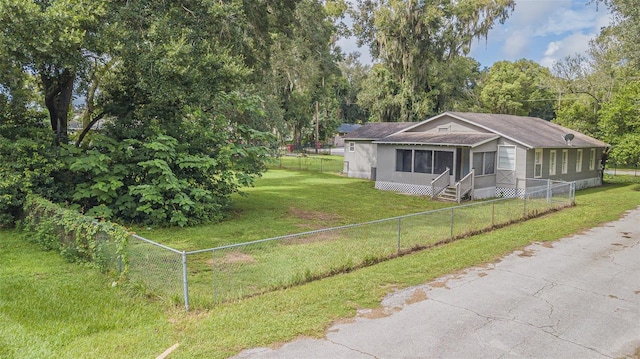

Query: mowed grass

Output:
[136, 169, 453, 250]
[1, 173, 638, 358]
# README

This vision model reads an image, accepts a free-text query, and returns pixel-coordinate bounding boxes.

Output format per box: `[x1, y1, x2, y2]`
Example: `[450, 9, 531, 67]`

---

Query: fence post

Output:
[182, 251, 190, 311]
[212, 249, 217, 304]
[320, 158, 323, 172]
[571, 182, 576, 205]
[397, 218, 401, 254]
[523, 194, 527, 219]
[450, 208, 454, 240]
[547, 179, 552, 203]
[491, 201, 495, 228]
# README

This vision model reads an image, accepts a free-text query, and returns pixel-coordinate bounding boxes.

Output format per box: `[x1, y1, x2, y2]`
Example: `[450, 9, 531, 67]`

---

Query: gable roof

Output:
[399, 112, 609, 149]
[344, 122, 414, 140]
[336, 123, 362, 133]
[374, 132, 499, 148]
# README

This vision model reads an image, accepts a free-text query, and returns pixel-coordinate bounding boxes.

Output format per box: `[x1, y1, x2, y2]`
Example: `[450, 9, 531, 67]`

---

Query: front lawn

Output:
[136, 169, 453, 250]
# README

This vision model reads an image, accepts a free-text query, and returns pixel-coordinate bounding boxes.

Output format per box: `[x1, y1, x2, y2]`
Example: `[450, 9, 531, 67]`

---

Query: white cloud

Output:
[540, 31, 594, 67]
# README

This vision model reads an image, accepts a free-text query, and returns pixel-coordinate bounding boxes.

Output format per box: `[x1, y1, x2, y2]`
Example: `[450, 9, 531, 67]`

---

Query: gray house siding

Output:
[344, 141, 377, 179]
[408, 117, 490, 134]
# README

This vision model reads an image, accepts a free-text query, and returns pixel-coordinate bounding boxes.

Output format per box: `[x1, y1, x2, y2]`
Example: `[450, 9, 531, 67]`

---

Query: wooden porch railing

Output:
[455, 169, 474, 203]
[430, 167, 450, 199]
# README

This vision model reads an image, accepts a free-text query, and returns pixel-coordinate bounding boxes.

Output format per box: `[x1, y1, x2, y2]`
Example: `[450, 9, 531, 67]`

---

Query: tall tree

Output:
[479, 59, 556, 120]
[351, 0, 514, 121]
[0, 0, 106, 144]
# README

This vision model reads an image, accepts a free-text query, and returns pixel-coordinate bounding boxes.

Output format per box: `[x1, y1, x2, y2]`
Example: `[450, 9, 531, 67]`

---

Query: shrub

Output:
[20, 195, 130, 277]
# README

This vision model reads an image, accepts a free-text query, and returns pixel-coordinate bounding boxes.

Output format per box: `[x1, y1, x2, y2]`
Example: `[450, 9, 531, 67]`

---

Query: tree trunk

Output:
[41, 68, 75, 145]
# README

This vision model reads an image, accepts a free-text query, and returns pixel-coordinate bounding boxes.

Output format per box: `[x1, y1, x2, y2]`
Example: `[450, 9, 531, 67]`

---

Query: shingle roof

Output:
[344, 122, 414, 140]
[375, 132, 499, 147]
[436, 112, 609, 149]
[336, 123, 362, 133]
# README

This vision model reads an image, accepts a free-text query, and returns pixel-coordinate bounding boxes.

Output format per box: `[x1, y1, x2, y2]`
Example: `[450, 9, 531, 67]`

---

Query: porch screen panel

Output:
[484, 152, 495, 174]
[473, 153, 483, 174]
[414, 150, 432, 173]
[434, 151, 453, 174]
[396, 150, 412, 172]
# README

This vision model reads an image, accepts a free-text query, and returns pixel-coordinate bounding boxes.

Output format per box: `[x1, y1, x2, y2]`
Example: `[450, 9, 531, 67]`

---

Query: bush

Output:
[20, 195, 130, 277]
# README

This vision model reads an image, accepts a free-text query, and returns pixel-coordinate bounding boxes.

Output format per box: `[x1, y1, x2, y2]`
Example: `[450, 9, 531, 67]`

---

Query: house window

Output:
[549, 150, 557, 176]
[395, 149, 453, 174]
[562, 149, 568, 174]
[414, 150, 433, 173]
[348, 142, 355, 152]
[438, 126, 449, 133]
[396, 150, 413, 172]
[473, 151, 496, 176]
[497, 146, 516, 171]
[589, 148, 596, 170]
[534, 149, 543, 178]
[576, 149, 583, 172]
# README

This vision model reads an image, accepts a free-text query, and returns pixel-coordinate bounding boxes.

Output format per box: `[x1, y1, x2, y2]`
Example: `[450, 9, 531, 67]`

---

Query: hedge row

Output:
[20, 194, 130, 278]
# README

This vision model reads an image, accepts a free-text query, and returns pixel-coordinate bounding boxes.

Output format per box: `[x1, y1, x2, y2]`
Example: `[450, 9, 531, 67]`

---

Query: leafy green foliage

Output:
[598, 81, 640, 165]
[479, 59, 556, 119]
[0, 112, 66, 227]
[19, 195, 129, 277]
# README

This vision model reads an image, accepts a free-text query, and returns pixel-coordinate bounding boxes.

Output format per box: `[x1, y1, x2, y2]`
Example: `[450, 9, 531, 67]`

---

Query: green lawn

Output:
[135, 169, 453, 250]
[2, 173, 639, 358]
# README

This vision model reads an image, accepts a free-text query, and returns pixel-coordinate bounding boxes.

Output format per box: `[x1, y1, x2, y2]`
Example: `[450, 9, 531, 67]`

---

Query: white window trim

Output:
[562, 149, 568, 174]
[348, 142, 355, 152]
[497, 145, 516, 171]
[589, 148, 596, 171]
[576, 149, 583, 172]
[534, 148, 543, 178]
[549, 150, 557, 176]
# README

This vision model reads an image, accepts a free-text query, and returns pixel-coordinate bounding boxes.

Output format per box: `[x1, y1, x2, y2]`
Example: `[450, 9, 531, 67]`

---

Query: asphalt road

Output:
[234, 207, 640, 359]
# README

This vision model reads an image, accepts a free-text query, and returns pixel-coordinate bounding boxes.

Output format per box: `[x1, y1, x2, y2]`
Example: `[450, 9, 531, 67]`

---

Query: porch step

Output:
[438, 187, 458, 202]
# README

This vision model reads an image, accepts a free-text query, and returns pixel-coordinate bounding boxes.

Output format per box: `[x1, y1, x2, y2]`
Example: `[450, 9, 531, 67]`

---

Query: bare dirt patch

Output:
[539, 242, 554, 248]
[477, 272, 488, 278]
[405, 289, 428, 304]
[518, 249, 536, 257]
[359, 306, 401, 319]
[288, 207, 341, 224]
[430, 281, 450, 289]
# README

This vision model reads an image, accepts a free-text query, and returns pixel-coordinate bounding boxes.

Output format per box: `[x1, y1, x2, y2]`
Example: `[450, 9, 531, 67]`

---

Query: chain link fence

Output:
[268, 155, 344, 173]
[126, 179, 575, 310]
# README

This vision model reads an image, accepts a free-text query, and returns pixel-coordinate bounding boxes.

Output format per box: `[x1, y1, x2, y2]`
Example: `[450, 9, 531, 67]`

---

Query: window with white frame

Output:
[589, 148, 596, 170]
[472, 151, 496, 176]
[497, 146, 516, 171]
[549, 150, 557, 176]
[576, 149, 583, 172]
[562, 149, 568, 174]
[534, 149, 543, 178]
[348, 142, 355, 152]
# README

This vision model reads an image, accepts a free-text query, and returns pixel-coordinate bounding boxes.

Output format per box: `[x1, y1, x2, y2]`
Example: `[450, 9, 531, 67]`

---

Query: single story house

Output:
[333, 123, 363, 147]
[343, 112, 609, 201]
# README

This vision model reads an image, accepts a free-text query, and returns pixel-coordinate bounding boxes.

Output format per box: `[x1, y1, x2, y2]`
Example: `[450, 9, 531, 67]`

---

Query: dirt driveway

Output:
[235, 207, 640, 358]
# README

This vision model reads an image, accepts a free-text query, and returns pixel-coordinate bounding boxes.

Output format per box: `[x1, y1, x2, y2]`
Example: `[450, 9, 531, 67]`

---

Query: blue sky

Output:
[338, 0, 613, 69]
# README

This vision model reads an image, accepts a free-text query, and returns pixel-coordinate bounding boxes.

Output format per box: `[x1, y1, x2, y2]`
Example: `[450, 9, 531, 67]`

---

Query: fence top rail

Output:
[129, 233, 184, 254]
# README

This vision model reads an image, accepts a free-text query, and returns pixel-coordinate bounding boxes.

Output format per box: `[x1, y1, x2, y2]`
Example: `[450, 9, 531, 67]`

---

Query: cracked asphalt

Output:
[234, 207, 640, 359]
